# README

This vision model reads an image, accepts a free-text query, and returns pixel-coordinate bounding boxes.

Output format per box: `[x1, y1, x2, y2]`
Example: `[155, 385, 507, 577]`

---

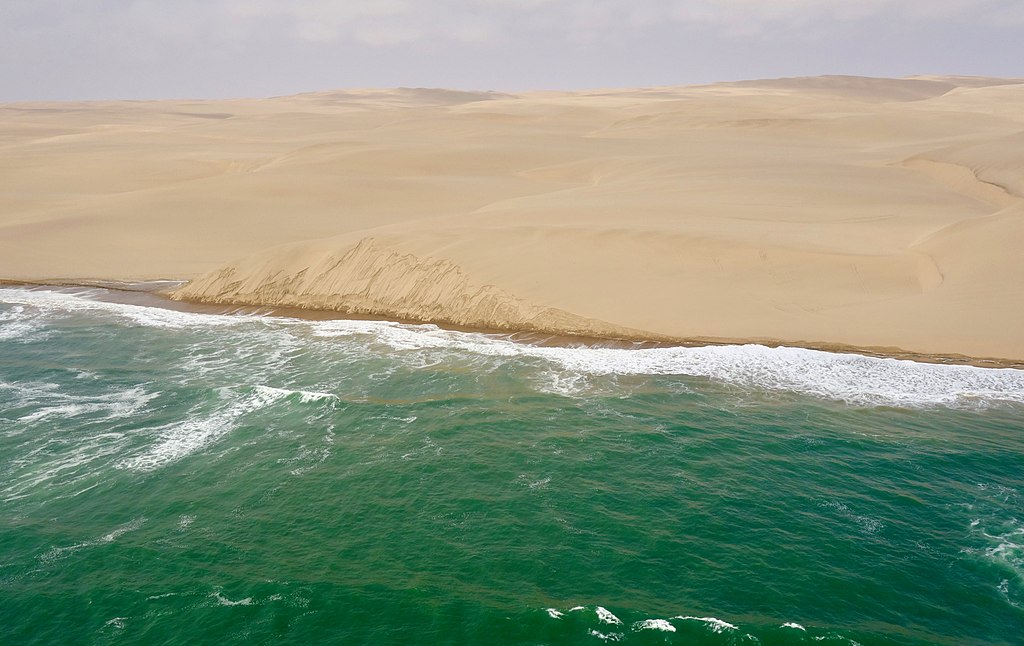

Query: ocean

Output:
[1, 286, 1022, 645]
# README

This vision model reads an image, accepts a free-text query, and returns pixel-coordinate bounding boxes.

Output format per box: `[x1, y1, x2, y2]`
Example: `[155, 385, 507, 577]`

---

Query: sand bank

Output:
[2, 76, 1023, 361]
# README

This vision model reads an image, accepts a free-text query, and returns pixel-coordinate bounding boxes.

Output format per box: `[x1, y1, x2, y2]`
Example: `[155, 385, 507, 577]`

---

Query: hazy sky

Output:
[2, 0, 1022, 100]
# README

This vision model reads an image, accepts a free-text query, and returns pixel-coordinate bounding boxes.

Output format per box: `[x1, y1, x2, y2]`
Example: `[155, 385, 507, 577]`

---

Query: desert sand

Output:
[2, 75, 1023, 361]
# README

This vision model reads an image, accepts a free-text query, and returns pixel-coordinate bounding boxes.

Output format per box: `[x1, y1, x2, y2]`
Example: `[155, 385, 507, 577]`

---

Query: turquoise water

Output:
[1, 287, 1022, 645]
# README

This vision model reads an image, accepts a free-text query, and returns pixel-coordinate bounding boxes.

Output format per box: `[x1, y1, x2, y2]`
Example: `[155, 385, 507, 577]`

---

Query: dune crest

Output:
[172, 237, 649, 340]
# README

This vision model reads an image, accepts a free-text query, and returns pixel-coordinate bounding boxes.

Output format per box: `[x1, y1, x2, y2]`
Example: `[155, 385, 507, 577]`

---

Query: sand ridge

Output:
[172, 236, 651, 340]
[2, 75, 1023, 360]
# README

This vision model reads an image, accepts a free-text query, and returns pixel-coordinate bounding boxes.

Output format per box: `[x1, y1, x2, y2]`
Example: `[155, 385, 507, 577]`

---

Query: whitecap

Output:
[819, 500, 884, 534]
[673, 616, 738, 633]
[368, 414, 417, 424]
[516, 474, 551, 489]
[595, 606, 622, 625]
[536, 368, 590, 397]
[962, 512, 1024, 609]
[546, 608, 564, 619]
[299, 390, 337, 403]
[528, 477, 551, 489]
[17, 386, 158, 424]
[782, 622, 807, 630]
[633, 618, 676, 632]
[283, 444, 332, 476]
[981, 524, 1024, 577]
[40, 517, 146, 563]
[146, 592, 182, 600]
[118, 386, 288, 471]
[250, 385, 338, 403]
[0, 309, 48, 343]
[1, 423, 134, 502]
[211, 591, 254, 606]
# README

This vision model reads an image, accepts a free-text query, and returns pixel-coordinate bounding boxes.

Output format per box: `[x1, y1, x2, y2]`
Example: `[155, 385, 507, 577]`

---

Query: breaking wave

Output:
[3, 287, 1023, 408]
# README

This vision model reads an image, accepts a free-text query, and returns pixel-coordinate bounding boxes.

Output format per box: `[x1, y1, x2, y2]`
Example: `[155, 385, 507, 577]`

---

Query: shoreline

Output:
[3, 77, 1022, 367]
[4, 278, 1021, 371]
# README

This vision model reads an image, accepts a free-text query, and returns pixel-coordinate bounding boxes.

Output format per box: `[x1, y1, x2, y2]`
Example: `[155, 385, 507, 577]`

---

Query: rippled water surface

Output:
[1, 287, 1022, 645]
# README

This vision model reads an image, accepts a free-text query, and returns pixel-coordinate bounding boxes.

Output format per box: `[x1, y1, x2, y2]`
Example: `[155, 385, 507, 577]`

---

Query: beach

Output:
[2, 75, 1023, 361]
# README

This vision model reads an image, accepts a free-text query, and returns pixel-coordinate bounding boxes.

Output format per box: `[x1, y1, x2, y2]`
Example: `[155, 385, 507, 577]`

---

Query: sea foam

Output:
[0, 287, 259, 330]
[674, 616, 738, 633]
[118, 385, 288, 471]
[4, 287, 1024, 408]
[16, 386, 158, 424]
[0, 304, 50, 343]
[0, 382, 157, 500]
[39, 517, 146, 563]
[633, 618, 676, 632]
[270, 301, 1024, 407]
[311, 318, 1024, 407]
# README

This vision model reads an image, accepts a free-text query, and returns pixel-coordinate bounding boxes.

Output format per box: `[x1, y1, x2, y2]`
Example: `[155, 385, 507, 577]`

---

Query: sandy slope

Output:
[2, 76, 1023, 360]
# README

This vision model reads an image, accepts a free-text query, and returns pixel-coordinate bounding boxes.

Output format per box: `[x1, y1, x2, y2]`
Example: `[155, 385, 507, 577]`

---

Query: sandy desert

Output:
[2, 75, 1022, 362]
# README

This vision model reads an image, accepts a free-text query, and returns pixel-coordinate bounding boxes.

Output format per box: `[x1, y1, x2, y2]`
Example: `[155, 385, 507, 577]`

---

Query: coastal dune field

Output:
[2, 75, 1022, 361]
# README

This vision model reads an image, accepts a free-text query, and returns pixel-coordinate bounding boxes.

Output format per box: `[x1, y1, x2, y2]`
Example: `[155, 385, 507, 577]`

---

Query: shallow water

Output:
[1, 287, 1022, 644]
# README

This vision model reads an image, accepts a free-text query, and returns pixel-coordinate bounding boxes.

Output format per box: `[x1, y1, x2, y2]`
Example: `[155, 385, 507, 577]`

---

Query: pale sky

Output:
[2, 0, 1022, 100]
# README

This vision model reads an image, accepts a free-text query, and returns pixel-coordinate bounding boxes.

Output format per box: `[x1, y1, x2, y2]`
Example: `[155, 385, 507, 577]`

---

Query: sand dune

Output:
[174, 237, 648, 340]
[2, 76, 1023, 361]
